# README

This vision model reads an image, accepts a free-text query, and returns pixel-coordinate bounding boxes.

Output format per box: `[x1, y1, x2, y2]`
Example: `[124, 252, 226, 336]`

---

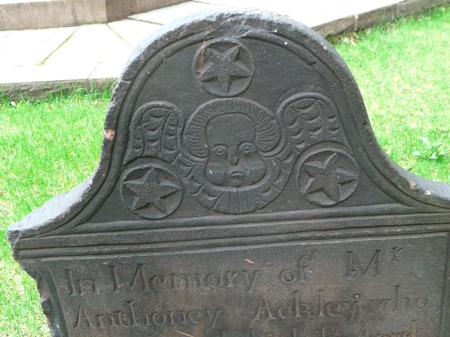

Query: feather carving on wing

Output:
[125, 101, 184, 165]
[278, 93, 347, 154]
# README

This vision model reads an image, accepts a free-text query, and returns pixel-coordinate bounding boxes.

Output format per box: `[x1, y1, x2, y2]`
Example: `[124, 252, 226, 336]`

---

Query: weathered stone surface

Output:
[8, 9, 450, 337]
[0, 26, 77, 67]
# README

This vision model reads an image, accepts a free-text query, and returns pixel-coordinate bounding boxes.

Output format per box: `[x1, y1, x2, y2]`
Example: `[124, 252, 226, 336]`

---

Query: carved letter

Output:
[96, 314, 119, 329]
[389, 247, 403, 263]
[393, 285, 410, 311]
[206, 309, 222, 328]
[65, 269, 96, 296]
[151, 275, 170, 291]
[126, 301, 139, 326]
[242, 270, 260, 293]
[79, 279, 96, 295]
[349, 294, 362, 322]
[357, 325, 370, 337]
[109, 264, 149, 293]
[405, 320, 418, 337]
[65, 269, 78, 296]
[152, 312, 168, 325]
[75, 305, 97, 328]
[298, 254, 314, 282]
[253, 295, 276, 321]
[345, 250, 381, 279]
[188, 311, 203, 324]
[169, 311, 188, 325]
[371, 298, 393, 313]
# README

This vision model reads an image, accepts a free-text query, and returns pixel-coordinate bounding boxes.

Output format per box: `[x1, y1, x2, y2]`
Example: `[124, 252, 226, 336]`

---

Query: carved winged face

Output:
[205, 114, 267, 187]
[180, 98, 292, 214]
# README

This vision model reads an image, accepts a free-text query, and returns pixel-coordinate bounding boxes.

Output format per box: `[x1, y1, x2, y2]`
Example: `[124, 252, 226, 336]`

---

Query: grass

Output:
[333, 5, 450, 181]
[0, 90, 110, 337]
[1, 6, 450, 337]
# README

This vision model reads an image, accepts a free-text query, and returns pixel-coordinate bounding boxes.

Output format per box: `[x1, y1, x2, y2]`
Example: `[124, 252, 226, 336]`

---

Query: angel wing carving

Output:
[125, 101, 184, 165]
[278, 92, 348, 154]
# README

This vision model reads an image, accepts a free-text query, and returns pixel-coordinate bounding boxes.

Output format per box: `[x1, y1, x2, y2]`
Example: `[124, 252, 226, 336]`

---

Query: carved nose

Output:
[228, 147, 239, 165]
[229, 154, 238, 165]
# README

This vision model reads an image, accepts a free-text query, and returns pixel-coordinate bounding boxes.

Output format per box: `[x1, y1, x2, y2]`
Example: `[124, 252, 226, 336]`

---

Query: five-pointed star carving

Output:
[198, 45, 252, 94]
[125, 168, 180, 213]
[303, 153, 357, 202]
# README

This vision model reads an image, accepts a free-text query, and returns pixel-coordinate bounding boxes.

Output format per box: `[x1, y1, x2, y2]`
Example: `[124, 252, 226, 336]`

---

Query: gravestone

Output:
[8, 9, 450, 337]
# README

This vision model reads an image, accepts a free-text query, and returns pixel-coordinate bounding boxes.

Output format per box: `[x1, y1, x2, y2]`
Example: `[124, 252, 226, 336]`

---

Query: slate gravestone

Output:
[8, 9, 450, 337]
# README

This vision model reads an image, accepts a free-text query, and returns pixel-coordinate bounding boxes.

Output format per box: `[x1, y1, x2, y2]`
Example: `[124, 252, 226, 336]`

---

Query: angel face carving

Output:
[205, 114, 266, 187]
[181, 98, 291, 214]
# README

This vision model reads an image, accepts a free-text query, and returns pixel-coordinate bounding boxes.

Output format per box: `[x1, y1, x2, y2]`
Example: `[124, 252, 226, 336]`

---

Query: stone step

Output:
[0, 0, 189, 30]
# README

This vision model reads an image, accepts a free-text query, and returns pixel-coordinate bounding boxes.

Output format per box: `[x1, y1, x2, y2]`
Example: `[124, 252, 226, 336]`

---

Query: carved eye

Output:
[241, 143, 254, 154]
[213, 145, 227, 156]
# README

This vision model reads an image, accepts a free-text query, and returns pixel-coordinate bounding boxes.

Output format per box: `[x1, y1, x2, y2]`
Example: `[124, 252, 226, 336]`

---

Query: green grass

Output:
[0, 90, 110, 337]
[333, 5, 450, 182]
[1, 6, 450, 337]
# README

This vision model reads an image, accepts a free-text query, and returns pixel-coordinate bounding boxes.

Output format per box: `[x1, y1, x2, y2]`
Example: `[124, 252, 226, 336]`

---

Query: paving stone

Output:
[0, 30, 13, 37]
[128, 1, 232, 24]
[193, 0, 317, 16]
[107, 19, 161, 48]
[44, 24, 132, 78]
[0, 26, 76, 68]
[89, 60, 127, 80]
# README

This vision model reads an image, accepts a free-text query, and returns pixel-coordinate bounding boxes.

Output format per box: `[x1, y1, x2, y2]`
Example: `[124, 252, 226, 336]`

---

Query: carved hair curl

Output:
[184, 98, 280, 158]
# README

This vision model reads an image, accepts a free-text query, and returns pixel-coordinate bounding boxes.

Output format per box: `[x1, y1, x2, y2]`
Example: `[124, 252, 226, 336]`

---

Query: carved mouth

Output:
[229, 171, 244, 179]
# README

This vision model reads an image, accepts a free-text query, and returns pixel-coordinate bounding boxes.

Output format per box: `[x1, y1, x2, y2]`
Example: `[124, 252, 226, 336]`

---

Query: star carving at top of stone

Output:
[303, 153, 358, 202]
[198, 45, 253, 94]
[124, 168, 180, 213]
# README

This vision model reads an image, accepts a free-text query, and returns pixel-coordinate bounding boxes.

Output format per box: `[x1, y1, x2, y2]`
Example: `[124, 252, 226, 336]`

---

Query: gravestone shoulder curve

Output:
[8, 9, 450, 337]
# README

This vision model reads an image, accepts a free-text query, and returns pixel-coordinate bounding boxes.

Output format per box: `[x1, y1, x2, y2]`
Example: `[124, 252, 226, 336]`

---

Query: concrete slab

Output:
[128, 1, 232, 25]
[44, 24, 132, 78]
[0, 30, 13, 37]
[0, 26, 77, 68]
[89, 59, 127, 80]
[107, 19, 161, 48]
[193, 0, 300, 16]
[316, 0, 399, 14]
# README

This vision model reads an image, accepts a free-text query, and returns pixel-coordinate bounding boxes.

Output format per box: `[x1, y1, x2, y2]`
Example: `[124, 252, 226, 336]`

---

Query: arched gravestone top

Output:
[8, 9, 450, 337]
